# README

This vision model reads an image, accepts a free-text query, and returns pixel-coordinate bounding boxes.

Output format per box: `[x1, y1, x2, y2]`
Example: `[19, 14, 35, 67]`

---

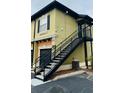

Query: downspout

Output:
[32, 20, 36, 66]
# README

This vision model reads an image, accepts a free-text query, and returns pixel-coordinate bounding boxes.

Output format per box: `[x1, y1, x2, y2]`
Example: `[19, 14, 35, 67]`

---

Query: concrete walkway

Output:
[31, 72, 93, 93]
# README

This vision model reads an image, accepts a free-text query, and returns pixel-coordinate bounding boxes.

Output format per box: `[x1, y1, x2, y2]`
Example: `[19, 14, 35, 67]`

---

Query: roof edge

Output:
[31, 0, 79, 21]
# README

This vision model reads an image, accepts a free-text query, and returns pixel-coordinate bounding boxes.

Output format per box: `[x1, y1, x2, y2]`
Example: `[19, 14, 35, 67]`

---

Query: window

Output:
[38, 15, 50, 33]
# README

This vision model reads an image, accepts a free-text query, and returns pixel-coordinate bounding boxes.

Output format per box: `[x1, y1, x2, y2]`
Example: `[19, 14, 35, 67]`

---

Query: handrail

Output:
[55, 30, 78, 48]
[54, 31, 78, 51]
[54, 25, 89, 49]
[33, 25, 92, 75]
[33, 30, 78, 73]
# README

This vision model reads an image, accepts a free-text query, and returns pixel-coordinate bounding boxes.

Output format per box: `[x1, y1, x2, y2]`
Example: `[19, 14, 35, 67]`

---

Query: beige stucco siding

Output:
[54, 9, 78, 45]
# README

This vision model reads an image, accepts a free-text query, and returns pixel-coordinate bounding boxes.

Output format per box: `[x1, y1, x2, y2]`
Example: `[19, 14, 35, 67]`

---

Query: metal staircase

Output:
[32, 25, 92, 81]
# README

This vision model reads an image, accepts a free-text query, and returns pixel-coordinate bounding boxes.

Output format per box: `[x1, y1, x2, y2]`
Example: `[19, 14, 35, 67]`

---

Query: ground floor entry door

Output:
[40, 49, 51, 68]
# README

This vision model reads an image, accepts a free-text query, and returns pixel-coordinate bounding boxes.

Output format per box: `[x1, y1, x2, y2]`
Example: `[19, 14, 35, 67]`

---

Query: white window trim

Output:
[38, 14, 48, 33]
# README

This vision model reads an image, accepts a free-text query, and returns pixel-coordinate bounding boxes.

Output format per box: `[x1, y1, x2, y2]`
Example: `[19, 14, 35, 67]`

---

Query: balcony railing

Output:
[82, 25, 93, 41]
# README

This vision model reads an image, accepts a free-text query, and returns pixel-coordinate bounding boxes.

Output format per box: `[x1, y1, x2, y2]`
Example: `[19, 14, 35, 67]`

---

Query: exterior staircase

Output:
[32, 25, 92, 81]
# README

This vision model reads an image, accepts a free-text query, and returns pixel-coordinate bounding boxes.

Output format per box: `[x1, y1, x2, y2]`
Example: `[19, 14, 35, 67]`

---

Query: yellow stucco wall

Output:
[64, 43, 85, 64]
[31, 9, 56, 41]
[54, 9, 78, 45]
[31, 8, 79, 45]
[64, 41, 92, 65]
[31, 21, 35, 40]
[54, 9, 92, 65]
[31, 43, 33, 49]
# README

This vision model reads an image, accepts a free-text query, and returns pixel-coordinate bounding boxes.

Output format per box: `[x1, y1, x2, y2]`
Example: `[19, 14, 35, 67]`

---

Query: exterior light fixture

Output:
[66, 10, 68, 14]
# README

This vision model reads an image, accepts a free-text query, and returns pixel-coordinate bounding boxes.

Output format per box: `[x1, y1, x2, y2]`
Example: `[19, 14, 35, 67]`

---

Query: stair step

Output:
[45, 66, 51, 69]
[55, 57, 63, 60]
[33, 36, 81, 81]
[61, 51, 69, 53]
[52, 61, 59, 63]
[53, 59, 60, 61]
[60, 51, 67, 54]
[35, 75, 44, 80]
[59, 52, 67, 56]
[57, 54, 65, 57]
[47, 64, 56, 67]
[52, 59, 60, 63]
[40, 69, 51, 75]
[48, 63, 57, 68]
[47, 63, 52, 66]
[45, 68, 51, 75]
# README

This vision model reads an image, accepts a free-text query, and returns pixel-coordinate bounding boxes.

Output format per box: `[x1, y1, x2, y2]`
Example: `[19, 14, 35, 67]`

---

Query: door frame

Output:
[39, 48, 52, 67]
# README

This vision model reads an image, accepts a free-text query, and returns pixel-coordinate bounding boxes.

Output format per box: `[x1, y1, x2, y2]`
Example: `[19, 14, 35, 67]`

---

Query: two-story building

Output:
[31, 0, 93, 81]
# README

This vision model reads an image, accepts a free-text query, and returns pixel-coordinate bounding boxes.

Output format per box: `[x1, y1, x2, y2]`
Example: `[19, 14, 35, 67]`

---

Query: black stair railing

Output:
[43, 31, 82, 81]
[52, 30, 79, 58]
[33, 24, 92, 80]
[82, 25, 93, 41]
[33, 30, 79, 75]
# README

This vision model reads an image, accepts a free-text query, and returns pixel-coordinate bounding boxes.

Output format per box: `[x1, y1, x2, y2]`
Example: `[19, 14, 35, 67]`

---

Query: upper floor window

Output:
[38, 15, 50, 33]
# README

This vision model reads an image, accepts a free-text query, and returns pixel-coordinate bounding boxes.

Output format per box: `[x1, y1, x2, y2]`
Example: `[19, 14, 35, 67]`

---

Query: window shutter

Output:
[47, 15, 50, 30]
[38, 20, 40, 33]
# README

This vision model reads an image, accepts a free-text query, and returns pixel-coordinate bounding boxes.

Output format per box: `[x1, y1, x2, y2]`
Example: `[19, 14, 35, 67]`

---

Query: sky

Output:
[31, 0, 93, 17]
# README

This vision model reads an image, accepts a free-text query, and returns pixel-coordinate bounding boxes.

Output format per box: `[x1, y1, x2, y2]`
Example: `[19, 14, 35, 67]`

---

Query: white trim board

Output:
[31, 34, 56, 42]
[38, 45, 52, 50]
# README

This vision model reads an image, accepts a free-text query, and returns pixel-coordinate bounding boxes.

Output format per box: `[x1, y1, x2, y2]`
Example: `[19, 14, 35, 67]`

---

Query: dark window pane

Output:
[47, 15, 50, 30]
[38, 20, 40, 33]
